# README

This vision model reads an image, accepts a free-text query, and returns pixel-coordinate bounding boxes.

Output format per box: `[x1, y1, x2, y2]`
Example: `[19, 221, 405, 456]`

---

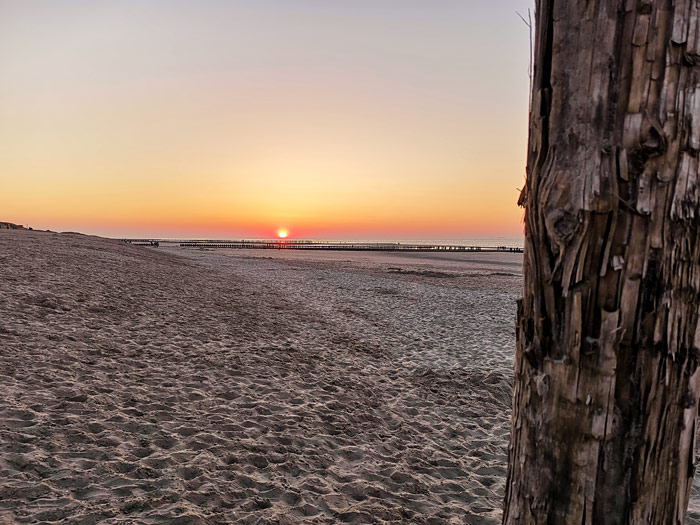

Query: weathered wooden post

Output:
[505, 1, 700, 522]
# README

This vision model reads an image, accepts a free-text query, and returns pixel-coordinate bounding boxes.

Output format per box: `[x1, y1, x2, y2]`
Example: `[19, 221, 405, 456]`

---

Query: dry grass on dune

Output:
[0, 230, 519, 524]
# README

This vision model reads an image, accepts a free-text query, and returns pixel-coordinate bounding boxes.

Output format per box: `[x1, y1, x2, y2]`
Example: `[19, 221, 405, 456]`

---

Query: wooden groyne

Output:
[123, 239, 160, 247]
[175, 240, 523, 253]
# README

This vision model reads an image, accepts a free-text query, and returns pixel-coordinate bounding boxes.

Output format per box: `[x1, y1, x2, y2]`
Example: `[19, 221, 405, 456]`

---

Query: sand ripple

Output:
[2, 232, 695, 523]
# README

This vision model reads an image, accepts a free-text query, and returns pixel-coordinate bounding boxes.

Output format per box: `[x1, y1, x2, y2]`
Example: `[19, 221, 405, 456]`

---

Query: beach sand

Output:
[1, 230, 698, 524]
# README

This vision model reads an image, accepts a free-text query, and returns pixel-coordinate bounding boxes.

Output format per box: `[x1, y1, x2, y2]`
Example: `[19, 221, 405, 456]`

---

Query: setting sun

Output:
[277, 229, 288, 239]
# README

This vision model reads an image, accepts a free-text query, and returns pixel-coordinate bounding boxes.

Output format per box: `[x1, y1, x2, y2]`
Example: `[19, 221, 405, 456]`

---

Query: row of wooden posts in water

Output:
[123, 239, 523, 253]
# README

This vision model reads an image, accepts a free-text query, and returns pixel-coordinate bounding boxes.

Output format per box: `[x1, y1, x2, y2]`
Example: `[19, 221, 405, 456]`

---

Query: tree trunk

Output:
[504, 1, 700, 523]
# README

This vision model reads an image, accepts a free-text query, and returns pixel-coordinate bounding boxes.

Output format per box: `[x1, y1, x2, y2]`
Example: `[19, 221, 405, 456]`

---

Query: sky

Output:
[0, 0, 534, 240]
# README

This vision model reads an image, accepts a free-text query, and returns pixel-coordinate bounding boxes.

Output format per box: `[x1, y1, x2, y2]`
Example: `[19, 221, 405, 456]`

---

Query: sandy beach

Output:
[1, 230, 699, 524]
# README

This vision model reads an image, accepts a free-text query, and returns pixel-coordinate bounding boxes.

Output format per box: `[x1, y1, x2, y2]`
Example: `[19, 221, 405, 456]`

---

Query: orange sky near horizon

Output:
[0, 1, 532, 240]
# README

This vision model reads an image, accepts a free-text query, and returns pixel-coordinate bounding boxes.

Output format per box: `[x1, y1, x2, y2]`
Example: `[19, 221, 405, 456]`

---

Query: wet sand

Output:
[1, 230, 698, 523]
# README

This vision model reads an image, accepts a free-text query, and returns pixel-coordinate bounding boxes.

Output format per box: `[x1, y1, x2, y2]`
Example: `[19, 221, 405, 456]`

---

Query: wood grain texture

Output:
[504, 1, 700, 523]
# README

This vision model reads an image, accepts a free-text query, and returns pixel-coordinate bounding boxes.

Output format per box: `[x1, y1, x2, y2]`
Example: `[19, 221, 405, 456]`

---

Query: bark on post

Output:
[504, 1, 700, 523]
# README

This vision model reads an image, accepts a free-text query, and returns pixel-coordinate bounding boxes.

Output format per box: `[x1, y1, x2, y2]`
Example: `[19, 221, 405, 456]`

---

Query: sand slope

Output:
[2, 231, 697, 523]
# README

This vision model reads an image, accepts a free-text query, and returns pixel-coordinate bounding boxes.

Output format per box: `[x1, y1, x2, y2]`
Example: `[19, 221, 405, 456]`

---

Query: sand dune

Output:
[1, 231, 698, 523]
